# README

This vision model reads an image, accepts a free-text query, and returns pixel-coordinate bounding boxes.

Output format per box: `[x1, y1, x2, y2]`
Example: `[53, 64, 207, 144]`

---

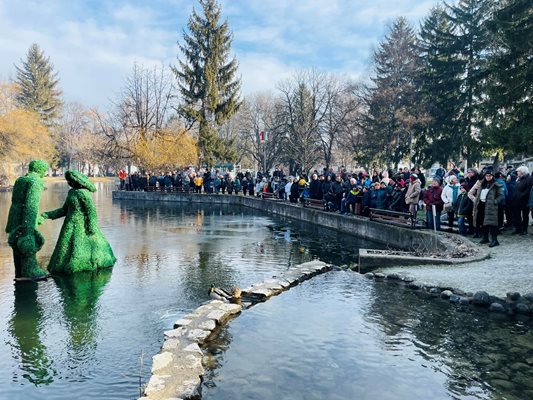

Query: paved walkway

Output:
[379, 231, 533, 298]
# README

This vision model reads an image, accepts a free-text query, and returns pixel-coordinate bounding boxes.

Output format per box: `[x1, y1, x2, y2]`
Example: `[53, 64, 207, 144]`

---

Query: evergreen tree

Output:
[445, 0, 494, 163]
[173, 0, 241, 166]
[364, 17, 426, 168]
[15, 43, 62, 126]
[417, 6, 464, 165]
[483, 0, 533, 156]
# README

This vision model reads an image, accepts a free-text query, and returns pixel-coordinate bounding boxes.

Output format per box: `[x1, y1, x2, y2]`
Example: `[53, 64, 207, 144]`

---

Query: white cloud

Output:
[0, 0, 440, 109]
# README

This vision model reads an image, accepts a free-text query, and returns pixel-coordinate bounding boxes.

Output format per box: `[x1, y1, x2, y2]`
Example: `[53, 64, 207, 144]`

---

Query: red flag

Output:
[260, 131, 264, 141]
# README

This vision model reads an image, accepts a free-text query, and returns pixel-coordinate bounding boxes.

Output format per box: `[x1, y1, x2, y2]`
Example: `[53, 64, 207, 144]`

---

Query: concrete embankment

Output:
[112, 191, 487, 268]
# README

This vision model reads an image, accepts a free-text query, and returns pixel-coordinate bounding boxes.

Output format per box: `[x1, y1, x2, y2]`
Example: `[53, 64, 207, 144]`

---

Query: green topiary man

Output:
[5, 160, 49, 279]
[41, 170, 116, 274]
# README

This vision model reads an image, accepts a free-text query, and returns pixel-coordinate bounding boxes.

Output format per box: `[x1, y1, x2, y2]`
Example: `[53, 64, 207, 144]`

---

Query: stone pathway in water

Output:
[379, 232, 533, 297]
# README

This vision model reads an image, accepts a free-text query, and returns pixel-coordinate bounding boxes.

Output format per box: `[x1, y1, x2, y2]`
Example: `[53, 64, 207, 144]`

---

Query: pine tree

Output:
[173, 0, 241, 166]
[418, 6, 464, 165]
[15, 43, 62, 126]
[483, 0, 533, 156]
[364, 17, 426, 168]
[445, 0, 494, 163]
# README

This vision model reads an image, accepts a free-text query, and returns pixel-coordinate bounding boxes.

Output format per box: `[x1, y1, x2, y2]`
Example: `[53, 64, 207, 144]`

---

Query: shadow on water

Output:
[9, 282, 55, 385]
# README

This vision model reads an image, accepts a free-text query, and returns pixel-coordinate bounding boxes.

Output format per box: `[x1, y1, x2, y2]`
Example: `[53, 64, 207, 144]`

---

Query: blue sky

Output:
[0, 0, 440, 109]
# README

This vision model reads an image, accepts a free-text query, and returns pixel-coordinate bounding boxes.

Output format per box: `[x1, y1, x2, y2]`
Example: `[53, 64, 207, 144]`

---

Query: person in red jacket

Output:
[423, 179, 444, 230]
[118, 169, 127, 190]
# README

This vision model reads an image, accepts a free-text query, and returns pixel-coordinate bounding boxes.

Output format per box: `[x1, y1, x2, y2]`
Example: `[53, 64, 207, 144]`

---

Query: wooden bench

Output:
[261, 192, 280, 200]
[369, 208, 415, 228]
[304, 198, 326, 210]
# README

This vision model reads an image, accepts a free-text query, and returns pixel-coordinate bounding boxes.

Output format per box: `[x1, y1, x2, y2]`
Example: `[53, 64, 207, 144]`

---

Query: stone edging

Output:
[140, 260, 331, 400]
[364, 271, 533, 318]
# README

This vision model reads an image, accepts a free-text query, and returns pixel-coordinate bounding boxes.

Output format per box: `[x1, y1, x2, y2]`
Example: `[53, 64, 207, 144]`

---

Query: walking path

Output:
[379, 232, 533, 297]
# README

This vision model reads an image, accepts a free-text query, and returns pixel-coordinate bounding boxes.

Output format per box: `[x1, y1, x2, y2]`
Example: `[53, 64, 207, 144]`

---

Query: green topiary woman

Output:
[5, 159, 49, 279]
[41, 170, 116, 274]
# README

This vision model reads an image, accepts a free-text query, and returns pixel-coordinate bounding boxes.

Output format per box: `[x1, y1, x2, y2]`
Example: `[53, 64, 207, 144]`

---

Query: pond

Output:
[0, 182, 374, 399]
[202, 273, 533, 400]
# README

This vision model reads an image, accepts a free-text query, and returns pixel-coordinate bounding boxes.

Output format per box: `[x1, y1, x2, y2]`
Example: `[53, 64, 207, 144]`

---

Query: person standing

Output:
[510, 166, 532, 235]
[118, 169, 127, 190]
[423, 179, 444, 230]
[472, 170, 505, 247]
[454, 184, 473, 236]
[441, 175, 461, 231]
[405, 174, 421, 217]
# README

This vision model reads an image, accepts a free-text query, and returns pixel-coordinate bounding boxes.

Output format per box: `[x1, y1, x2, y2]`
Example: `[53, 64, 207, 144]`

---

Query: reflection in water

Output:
[203, 273, 533, 400]
[9, 282, 55, 385]
[53, 270, 111, 368]
[367, 281, 533, 400]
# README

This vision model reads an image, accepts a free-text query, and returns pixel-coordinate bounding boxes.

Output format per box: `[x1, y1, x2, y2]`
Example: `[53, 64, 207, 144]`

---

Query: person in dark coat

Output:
[321, 176, 333, 201]
[472, 170, 505, 246]
[308, 174, 322, 200]
[510, 166, 532, 235]
[289, 178, 300, 203]
[376, 182, 388, 209]
[454, 184, 473, 235]
[389, 184, 406, 212]
[423, 179, 444, 230]
[332, 176, 344, 211]
[505, 173, 516, 227]
[370, 182, 380, 209]
[465, 168, 480, 234]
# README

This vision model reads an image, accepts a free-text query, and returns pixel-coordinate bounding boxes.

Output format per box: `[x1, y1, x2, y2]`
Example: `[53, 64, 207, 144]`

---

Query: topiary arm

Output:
[43, 202, 67, 220]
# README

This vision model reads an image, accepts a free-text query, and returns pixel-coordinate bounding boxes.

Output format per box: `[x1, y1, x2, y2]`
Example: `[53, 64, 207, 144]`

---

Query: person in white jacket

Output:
[441, 175, 461, 230]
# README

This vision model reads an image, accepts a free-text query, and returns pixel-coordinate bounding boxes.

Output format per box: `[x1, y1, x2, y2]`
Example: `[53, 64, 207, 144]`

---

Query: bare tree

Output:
[100, 63, 177, 170]
[235, 92, 284, 173]
[277, 69, 333, 175]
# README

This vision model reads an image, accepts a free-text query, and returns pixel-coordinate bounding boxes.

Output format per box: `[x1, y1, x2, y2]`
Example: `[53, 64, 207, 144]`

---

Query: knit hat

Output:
[410, 174, 418, 181]
[460, 183, 468, 190]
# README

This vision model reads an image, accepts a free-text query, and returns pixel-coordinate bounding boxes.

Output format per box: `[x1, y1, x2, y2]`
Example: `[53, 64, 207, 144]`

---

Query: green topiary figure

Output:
[5, 160, 49, 279]
[41, 170, 116, 274]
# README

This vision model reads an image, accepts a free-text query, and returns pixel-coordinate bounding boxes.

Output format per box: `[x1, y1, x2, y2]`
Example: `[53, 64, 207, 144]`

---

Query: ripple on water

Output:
[202, 271, 532, 400]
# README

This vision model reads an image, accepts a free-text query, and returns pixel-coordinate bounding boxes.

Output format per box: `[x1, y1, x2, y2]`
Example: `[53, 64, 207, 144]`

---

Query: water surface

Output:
[203, 273, 533, 400]
[0, 182, 372, 399]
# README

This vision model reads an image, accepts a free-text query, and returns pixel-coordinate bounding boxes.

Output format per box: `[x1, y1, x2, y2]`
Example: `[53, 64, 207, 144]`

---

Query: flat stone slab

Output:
[141, 260, 331, 399]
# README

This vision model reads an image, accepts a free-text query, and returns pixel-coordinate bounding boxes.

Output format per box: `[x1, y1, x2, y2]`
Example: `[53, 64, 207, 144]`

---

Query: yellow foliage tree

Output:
[0, 108, 56, 180]
[133, 129, 197, 171]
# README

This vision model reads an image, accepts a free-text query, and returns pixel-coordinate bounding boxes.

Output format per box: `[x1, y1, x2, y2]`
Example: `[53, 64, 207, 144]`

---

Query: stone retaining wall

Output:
[112, 191, 487, 265]
[140, 260, 331, 400]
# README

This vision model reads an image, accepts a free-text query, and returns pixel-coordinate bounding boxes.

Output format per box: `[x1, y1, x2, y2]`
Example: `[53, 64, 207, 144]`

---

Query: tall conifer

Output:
[418, 6, 463, 164]
[483, 0, 533, 155]
[445, 0, 493, 163]
[173, 0, 241, 166]
[15, 43, 62, 126]
[364, 17, 425, 167]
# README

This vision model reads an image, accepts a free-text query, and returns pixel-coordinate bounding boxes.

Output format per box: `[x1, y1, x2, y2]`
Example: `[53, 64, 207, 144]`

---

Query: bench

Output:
[304, 198, 326, 210]
[261, 192, 280, 200]
[172, 186, 192, 194]
[369, 208, 415, 228]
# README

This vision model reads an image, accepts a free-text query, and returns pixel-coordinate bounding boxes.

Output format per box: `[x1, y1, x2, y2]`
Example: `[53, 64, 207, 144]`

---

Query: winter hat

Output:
[410, 174, 418, 181]
[460, 183, 468, 190]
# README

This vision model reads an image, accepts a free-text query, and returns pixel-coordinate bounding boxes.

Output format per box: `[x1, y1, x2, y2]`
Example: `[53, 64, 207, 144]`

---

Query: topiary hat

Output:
[65, 170, 96, 192]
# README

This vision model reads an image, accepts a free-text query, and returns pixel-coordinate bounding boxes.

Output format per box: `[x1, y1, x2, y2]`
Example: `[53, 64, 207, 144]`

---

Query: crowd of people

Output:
[117, 164, 533, 248]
